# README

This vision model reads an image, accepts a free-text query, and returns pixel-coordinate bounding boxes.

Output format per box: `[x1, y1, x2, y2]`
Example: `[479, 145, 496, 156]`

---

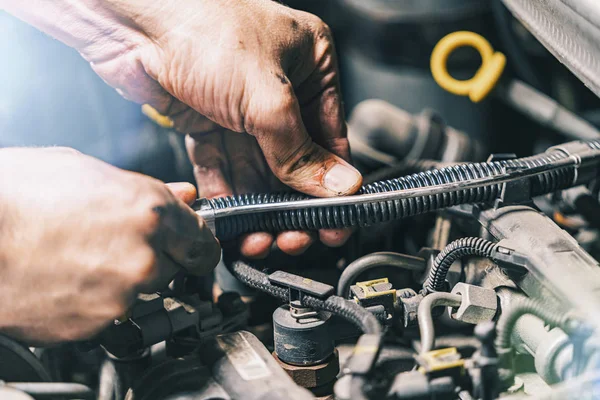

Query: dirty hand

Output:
[2, 0, 363, 257]
[0, 148, 220, 344]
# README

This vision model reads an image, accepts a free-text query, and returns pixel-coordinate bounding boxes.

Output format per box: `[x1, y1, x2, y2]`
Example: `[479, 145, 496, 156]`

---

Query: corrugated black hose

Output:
[208, 149, 579, 240]
[424, 238, 499, 293]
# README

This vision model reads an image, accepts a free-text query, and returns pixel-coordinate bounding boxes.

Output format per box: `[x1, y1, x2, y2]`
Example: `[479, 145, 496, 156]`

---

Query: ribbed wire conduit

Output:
[209, 150, 575, 240]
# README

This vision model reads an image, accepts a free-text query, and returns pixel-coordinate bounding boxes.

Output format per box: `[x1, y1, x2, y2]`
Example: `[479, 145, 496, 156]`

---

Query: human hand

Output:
[188, 131, 357, 258]
[2, 0, 362, 256]
[0, 147, 220, 344]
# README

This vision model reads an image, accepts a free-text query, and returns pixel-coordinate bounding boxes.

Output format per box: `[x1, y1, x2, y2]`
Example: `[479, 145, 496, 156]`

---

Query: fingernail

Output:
[323, 163, 361, 194]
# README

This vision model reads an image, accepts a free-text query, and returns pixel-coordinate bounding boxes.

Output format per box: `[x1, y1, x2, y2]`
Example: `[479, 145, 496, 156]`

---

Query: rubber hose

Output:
[209, 150, 575, 240]
[418, 292, 463, 354]
[424, 238, 499, 293]
[230, 261, 381, 335]
[337, 252, 425, 298]
[495, 297, 571, 352]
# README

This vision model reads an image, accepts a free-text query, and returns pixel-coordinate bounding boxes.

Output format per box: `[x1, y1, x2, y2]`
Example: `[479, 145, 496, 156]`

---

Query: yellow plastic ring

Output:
[430, 31, 506, 103]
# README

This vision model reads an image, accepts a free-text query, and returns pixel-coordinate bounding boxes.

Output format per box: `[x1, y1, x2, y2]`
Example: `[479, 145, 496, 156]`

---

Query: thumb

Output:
[247, 86, 362, 197]
[165, 182, 197, 205]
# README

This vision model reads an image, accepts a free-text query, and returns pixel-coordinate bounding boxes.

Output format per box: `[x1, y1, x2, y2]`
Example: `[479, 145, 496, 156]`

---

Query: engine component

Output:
[94, 292, 249, 358]
[230, 261, 382, 336]
[424, 238, 499, 293]
[201, 331, 314, 400]
[336, 0, 492, 138]
[350, 278, 396, 324]
[418, 292, 463, 354]
[471, 322, 501, 400]
[273, 306, 334, 365]
[500, 0, 600, 98]
[348, 100, 482, 168]
[388, 370, 456, 400]
[337, 252, 425, 298]
[449, 283, 498, 325]
[431, 31, 600, 140]
[274, 350, 340, 399]
[0, 335, 50, 383]
[197, 139, 600, 240]
[477, 205, 600, 327]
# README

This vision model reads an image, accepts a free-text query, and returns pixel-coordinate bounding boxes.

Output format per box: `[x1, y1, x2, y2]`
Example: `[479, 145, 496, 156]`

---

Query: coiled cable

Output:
[424, 238, 499, 293]
[207, 149, 577, 240]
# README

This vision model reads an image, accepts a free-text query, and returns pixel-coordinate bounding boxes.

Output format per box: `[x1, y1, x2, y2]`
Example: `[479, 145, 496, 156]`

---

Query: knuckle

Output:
[268, 89, 297, 116]
[244, 88, 296, 135]
[125, 248, 158, 286]
[133, 187, 171, 235]
[305, 14, 331, 40]
[137, 206, 163, 234]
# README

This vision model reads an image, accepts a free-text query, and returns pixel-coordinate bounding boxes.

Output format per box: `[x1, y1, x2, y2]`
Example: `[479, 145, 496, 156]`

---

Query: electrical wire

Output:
[424, 238, 499, 293]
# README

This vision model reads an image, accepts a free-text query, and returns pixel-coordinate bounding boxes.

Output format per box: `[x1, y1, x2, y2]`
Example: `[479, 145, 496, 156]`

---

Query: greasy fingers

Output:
[246, 85, 362, 197]
[155, 184, 221, 276]
[276, 231, 316, 256]
[185, 132, 276, 259]
[165, 182, 198, 205]
[319, 228, 354, 248]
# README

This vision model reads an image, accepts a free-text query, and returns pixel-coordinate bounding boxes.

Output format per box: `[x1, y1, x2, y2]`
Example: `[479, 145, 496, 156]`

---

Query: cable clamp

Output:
[268, 270, 334, 308]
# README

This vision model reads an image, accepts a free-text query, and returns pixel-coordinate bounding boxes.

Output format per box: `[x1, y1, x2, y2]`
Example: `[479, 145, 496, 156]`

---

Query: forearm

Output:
[0, 0, 162, 61]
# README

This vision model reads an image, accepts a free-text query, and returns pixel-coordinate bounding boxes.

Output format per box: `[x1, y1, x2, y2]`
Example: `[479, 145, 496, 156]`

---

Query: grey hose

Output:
[418, 292, 463, 354]
[496, 297, 572, 352]
[337, 252, 425, 298]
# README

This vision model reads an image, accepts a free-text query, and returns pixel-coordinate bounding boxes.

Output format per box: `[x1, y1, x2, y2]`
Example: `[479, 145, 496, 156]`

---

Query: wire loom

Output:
[208, 150, 576, 240]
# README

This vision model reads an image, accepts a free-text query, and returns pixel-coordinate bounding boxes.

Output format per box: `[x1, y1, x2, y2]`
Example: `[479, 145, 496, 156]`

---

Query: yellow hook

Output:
[430, 31, 506, 103]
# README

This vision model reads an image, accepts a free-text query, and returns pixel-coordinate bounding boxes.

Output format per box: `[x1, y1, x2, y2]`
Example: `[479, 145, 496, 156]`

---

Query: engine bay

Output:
[3, 1, 600, 400]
